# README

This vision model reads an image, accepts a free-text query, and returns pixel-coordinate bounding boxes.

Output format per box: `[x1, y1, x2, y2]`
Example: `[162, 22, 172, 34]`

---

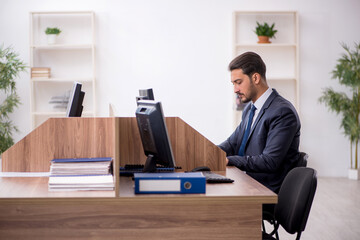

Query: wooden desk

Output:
[0, 117, 277, 239]
[0, 167, 276, 240]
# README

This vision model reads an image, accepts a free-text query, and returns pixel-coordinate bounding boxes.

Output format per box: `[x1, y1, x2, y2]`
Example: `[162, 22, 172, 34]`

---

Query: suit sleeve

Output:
[218, 104, 250, 156]
[227, 106, 300, 173]
[218, 126, 240, 156]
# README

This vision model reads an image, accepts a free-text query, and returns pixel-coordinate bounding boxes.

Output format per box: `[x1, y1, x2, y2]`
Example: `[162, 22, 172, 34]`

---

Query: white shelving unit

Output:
[29, 11, 96, 129]
[232, 11, 299, 127]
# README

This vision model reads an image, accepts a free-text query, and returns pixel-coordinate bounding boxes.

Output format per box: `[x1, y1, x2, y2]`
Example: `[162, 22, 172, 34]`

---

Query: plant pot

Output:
[348, 168, 360, 180]
[257, 36, 271, 44]
[46, 34, 57, 45]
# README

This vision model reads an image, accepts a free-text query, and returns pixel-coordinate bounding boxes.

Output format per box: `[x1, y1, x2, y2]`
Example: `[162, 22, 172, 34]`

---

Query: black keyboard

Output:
[123, 164, 145, 169]
[120, 164, 181, 176]
[202, 172, 234, 183]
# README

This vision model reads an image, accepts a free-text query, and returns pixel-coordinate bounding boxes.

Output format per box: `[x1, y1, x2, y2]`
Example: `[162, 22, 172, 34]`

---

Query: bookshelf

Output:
[29, 11, 96, 129]
[232, 11, 299, 127]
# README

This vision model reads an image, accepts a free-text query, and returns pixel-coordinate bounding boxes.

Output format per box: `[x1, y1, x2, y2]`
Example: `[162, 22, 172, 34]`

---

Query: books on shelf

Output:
[49, 91, 70, 110]
[31, 67, 51, 79]
[48, 157, 114, 191]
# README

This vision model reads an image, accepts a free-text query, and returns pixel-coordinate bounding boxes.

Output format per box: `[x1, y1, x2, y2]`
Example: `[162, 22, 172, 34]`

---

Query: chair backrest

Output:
[274, 167, 317, 235]
[296, 152, 308, 168]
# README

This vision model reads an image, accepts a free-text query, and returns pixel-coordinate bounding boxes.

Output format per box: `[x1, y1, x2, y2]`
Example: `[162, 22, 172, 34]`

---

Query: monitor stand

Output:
[143, 154, 157, 172]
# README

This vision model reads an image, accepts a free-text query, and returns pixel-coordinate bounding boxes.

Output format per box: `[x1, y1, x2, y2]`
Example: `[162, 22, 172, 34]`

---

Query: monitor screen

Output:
[136, 88, 155, 103]
[66, 82, 85, 117]
[135, 100, 175, 172]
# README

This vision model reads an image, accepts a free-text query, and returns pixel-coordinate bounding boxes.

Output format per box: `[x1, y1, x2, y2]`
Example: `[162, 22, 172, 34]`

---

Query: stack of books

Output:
[49, 91, 70, 110]
[48, 157, 114, 191]
[31, 67, 51, 79]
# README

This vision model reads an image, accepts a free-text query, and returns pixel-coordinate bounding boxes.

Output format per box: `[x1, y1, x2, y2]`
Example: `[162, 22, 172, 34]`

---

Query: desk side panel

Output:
[118, 117, 144, 166]
[117, 117, 226, 171]
[0, 199, 261, 240]
[2, 118, 115, 172]
[174, 117, 226, 171]
[2, 119, 55, 172]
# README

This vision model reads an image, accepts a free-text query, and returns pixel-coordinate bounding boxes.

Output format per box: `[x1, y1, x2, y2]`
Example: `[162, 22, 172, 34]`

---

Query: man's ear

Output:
[252, 73, 261, 84]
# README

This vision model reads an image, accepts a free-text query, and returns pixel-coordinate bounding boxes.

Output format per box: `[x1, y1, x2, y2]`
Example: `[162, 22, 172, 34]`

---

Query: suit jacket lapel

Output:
[248, 89, 279, 138]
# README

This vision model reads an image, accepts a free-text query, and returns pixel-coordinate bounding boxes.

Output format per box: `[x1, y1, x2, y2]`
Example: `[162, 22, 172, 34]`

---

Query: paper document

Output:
[48, 174, 114, 191]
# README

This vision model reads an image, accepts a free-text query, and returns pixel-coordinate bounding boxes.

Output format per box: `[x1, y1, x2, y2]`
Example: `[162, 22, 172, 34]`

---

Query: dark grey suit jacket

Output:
[218, 89, 301, 193]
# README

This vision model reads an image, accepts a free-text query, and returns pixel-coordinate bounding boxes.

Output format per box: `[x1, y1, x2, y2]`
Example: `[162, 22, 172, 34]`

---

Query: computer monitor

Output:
[66, 82, 85, 117]
[136, 88, 155, 103]
[135, 100, 175, 172]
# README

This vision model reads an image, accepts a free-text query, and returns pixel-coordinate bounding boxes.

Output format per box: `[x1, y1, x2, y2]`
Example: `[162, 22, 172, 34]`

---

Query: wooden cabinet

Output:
[232, 11, 299, 126]
[29, 11, 96, 128]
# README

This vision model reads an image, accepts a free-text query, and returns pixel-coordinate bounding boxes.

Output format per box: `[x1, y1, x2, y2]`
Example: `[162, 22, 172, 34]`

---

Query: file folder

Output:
[134, 172, 206, 194]
[51, 157, 112, 163]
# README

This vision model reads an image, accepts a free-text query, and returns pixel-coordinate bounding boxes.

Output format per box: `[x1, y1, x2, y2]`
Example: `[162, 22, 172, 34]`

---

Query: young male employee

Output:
[218, 52, 301, 193]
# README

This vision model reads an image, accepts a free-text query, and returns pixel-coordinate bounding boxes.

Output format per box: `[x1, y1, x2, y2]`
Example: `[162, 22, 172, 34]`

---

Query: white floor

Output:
[272, 177, 360, 240]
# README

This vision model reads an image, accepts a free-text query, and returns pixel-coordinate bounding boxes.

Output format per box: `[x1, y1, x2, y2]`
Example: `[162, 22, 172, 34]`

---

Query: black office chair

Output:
[262, 167, 317, 240]
[262, 151, 309, 230]
[296, 152, 308, 168]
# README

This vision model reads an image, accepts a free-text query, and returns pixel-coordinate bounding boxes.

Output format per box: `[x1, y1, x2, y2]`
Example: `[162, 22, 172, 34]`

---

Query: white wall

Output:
[1, 0, 360, 177]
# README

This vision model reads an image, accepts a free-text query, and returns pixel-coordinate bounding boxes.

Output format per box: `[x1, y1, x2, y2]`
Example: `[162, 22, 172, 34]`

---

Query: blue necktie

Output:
[238, 104, 257, 156]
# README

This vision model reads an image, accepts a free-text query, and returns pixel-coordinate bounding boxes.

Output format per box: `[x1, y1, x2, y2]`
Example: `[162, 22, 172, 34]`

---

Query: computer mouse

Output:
[191, 166, 211, 172]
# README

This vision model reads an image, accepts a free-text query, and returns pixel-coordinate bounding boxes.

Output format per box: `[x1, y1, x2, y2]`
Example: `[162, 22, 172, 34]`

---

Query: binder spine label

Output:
[139, 180, 181, 192]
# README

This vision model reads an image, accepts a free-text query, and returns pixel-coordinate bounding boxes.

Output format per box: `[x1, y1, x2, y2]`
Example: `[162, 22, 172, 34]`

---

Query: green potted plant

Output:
[45, 27, 61, 44]
[319, 42, 360, 179]
[0, 44, 26, 156]
[254, 22, 277, 44]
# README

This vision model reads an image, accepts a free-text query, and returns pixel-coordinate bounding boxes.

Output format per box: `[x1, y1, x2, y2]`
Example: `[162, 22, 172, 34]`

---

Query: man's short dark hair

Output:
[228, 52, 266, 80]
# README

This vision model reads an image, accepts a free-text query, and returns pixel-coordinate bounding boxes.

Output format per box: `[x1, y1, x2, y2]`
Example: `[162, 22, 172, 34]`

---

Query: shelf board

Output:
[236, 43, 297, 48]
[234, 11, 297, 15]
[31, 78, 94, 82]
[32, 112, 65, 116]
[30, 11, 94, 15]
[267, 77, 296, 81]
[31, 44, 93, 49]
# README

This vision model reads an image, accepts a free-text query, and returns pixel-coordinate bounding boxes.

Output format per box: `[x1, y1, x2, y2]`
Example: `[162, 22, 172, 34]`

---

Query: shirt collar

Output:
[252, 87, 273, 111]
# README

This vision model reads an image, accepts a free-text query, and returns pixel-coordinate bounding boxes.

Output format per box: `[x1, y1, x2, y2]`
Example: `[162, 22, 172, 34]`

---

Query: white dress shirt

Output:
[251, 87, 273, 127]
